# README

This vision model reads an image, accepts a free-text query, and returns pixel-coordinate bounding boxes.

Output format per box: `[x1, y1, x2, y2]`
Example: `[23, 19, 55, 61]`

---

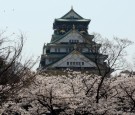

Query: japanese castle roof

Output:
[46, 50, 92, 67]
[51, 29, 73, 43]
[46, 50, 105, 68]
[51, 28, 85, 43]
[55, 7, 90, 22]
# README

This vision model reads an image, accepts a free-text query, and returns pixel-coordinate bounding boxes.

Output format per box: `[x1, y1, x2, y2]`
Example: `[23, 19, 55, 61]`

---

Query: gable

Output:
[50, 51, 96, 68]
[61, 9, 83, 19]
[56, 30, 85, 43]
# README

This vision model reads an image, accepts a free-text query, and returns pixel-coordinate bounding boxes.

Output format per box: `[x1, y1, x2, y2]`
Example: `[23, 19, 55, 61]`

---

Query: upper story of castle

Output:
[51, 7, 92, 43]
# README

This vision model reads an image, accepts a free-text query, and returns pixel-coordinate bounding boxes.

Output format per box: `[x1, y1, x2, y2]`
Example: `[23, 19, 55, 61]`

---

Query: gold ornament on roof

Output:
[60, 29, 65, 33]
[80, 31, 86, 34]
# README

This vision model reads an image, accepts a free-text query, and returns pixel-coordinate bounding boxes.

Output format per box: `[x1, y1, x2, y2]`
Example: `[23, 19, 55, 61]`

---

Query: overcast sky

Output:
[0, 0, 135, 69]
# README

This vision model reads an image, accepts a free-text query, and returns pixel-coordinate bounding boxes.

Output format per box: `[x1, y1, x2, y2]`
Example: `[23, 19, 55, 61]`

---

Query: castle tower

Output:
[39, 8, 110, 73]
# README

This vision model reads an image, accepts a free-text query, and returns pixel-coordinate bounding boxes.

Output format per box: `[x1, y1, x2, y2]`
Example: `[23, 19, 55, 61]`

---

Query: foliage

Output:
[1, 71, 135, 115]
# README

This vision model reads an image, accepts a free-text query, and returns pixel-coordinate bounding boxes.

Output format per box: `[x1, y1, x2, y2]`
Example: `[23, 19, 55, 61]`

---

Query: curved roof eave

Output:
[55, 18, 91, 22]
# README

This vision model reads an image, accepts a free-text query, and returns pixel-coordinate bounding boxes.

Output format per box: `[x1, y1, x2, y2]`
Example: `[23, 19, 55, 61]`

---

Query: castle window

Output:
[55, 48, 60, 52]
[55, 48, 57, 52]
[70, 16, 74, 19]
[67, 62, 84, 66]
[66, 48, 73, 52]
[82, 62, 84, 65]
[69, 40, 79, 43]
[58, 48, 60, 52]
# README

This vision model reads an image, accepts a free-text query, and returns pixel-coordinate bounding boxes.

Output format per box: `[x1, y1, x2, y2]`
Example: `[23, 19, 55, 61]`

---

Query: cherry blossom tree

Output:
[1, 70, 135, 115]
[90, 33, 133, 103]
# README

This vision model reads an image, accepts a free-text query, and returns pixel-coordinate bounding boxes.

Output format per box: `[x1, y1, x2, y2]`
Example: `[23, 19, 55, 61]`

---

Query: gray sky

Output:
[0, 0, 135, 69]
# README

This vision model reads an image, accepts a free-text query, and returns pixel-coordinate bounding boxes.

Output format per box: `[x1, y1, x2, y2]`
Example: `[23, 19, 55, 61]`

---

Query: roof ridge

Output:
[61, 8, 83, 19]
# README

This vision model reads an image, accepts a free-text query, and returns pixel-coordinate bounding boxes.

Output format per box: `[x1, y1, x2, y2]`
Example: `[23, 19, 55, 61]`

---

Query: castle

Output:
[39, 7, 109, 73]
